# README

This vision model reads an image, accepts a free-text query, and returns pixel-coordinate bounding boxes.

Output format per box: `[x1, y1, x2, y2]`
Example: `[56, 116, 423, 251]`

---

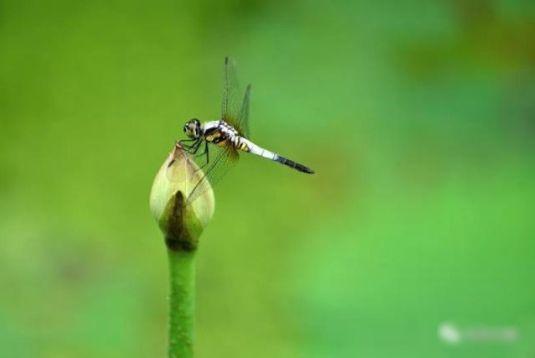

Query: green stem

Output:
[167, 247, 196, 358]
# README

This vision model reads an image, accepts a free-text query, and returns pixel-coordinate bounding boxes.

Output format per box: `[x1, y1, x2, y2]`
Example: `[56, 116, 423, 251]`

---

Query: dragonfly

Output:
[169, 57, 314, 203]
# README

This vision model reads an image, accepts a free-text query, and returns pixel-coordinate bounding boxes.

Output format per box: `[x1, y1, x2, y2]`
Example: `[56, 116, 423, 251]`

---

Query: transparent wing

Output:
[221, 57, 241, 129]
[221, 57, 251, 137]
[238, 84, 251, 138]
[186, 142, 239, 205]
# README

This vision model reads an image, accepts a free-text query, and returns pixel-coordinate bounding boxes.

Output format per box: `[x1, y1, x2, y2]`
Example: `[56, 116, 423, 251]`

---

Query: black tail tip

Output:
[277, 156, 315, 174]
[301, 166, 315, 174]
[293, 161, 314, 174]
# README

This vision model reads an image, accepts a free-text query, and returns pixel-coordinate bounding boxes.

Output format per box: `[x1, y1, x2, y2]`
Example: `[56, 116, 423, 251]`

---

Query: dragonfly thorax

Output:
[201, 120, 240, 142]
[217, 120, 239, 136]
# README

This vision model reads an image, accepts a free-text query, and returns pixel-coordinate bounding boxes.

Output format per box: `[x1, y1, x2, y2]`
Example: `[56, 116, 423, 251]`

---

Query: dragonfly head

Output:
[184, 118, 202, 139]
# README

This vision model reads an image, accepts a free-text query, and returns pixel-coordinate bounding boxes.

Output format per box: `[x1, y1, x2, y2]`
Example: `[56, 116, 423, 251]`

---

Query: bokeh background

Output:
[1, 0, 534, 357]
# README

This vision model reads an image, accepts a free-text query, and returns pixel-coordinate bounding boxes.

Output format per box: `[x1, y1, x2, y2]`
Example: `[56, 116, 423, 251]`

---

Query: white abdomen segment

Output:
[237, 137, 278, 160]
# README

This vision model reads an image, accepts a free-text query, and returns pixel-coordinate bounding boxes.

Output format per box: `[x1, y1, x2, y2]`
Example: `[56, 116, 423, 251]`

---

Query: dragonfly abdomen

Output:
[238, 137, 314, 174]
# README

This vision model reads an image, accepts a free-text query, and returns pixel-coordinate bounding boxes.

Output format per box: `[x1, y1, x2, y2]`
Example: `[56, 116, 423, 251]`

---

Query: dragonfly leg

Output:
[180, 139, 202, 153]
[194, 141, 208, 157]
[200, 142, 210, 169]
[190, 139, 202, 154]
[178, 139, 196, 150]
[180, 139, 211, 172]
[205, 142, 209, 165]
[195, 142, 210, 170]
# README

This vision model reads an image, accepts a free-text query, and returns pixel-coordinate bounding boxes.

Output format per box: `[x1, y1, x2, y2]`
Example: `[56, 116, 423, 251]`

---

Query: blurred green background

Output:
[1, 0, 534, 357]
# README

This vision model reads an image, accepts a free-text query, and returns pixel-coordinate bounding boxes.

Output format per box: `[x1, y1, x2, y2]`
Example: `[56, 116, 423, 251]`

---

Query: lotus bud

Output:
[150, 143, 215, 251]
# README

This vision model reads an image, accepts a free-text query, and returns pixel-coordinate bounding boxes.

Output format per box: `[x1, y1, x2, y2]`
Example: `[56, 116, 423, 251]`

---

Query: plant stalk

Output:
[167, 246, 196, 358]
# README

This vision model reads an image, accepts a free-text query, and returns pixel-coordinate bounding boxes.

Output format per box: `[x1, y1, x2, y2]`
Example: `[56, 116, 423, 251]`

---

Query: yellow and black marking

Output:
[204, 128, 227, 146]
[237, 141, 250, 152]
